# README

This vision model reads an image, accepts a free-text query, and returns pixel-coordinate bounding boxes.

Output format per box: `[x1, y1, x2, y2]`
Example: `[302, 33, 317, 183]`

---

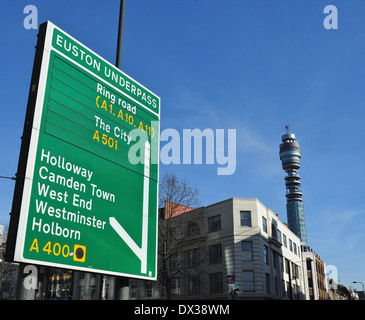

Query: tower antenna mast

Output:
[279, 126, 308, 245]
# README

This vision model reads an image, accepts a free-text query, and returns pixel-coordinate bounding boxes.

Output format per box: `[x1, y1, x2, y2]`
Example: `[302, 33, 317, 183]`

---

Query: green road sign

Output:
[8, 21, 160, 280]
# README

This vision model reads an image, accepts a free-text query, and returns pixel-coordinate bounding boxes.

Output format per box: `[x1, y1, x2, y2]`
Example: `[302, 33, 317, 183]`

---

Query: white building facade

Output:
[204, 198, 305, 300]
[132, 198, 306, 300]
[301, 246, 328, 300]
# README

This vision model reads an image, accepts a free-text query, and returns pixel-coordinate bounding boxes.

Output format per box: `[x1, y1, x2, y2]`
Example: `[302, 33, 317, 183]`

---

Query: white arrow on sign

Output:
[109, 140, 150, 274]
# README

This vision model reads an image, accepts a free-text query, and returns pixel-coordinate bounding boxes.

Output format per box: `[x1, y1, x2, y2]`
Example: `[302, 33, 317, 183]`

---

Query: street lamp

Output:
[352, 281, 365, 292]
[353, 281, 364, 300]
[0, 175, 16, 180]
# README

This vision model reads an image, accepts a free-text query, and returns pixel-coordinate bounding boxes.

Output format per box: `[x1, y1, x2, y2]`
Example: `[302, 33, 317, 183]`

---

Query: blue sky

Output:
[1, 0, 364, 290]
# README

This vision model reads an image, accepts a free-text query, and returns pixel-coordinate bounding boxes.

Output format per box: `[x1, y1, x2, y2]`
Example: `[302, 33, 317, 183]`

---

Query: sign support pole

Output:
[116, 0, 125, 69]
[115, 0, 130, 300]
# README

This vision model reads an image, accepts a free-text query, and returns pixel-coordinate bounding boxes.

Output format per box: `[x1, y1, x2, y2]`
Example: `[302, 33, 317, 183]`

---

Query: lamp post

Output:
[352, 281, 365, 299]
[0, 175, 16, 180]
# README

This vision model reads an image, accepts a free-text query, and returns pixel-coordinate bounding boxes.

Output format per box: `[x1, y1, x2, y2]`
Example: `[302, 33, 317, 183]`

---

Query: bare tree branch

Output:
[157, 172, 202, 299]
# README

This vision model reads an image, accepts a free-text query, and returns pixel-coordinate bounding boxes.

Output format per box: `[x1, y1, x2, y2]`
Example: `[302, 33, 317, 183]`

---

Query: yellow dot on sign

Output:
[113, 113, 115, 116]
[134, 125, 136, 127]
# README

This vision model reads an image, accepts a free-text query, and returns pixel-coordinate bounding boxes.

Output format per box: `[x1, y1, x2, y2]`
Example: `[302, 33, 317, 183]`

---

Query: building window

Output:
[187, 221, 200, 236]
[264, 245, 269, 265]
[293, 283, 297, 299]
[293, 243, 297, 255]
[209, 273, 223, 294]
[285, 258, 290, 275]
[283, 234, 287, 247]
[274, 276, 279, 295]
[262, 217, 267, 233]
[277, 229, 282, 244]
[282, 280, 286, 298]
[279, 255, 284, 273]
[241, 241, 253, 261]
[289, 239, 293, 252]
[189, 276, 200, 295]
[296, 285, 300, 300]
[145, 281, 153, 297]
[272, 250, 278, 269]
[187, 248, 199, 268]
[240, 211, 251, 227]
[209, 244, 222, 264]
[271, 223, 277, 239]
[306, 258, 312, 270]
[266, 273, 271, 294]
[208, 215, 221, 233]
[130, 280, 137, 298]
[169, 253, 179, 271]
[171, 278, 180, 295]
[292, 263, 298, 279]
[242, 271, 255, 292]
[90, 285, 96, 300]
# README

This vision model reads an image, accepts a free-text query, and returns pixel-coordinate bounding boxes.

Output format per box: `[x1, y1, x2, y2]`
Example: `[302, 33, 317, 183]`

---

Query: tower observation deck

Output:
[279, 126, 307, 245]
